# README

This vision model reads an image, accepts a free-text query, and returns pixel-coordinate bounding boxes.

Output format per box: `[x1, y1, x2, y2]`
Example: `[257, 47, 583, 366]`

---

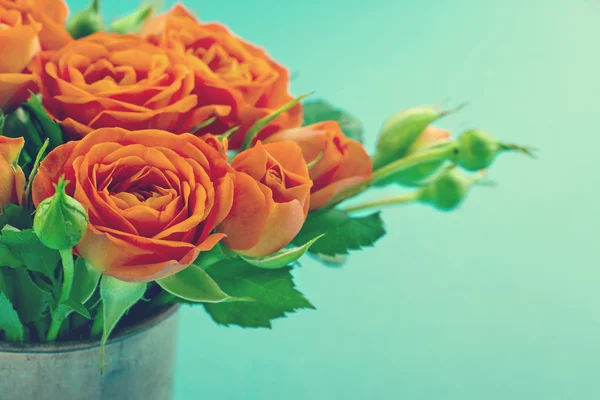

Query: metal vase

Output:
[0, 305, 179, 400]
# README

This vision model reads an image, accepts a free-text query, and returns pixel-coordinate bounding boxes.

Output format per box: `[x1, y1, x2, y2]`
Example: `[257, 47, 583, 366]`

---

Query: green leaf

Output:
[0, 267, 15, 302]
[204, 260, 314, 328]
[62, 299, 91, 320]
[0, 292, 24, 342]
[293, 209, 386, 257]
[0, 226, 60, 277]
[71, 257, 102, 305]
[303, 99, 364, 142]
[242, 93, 311, 149]
[3, 111, 39, 168]
[193, 244, 229, 270]
[11, 268, 53, 324]
[21, 92, 64, 150]
[0, 204, 33, 230]
[51, 258, 100, 324]
[99, 276, 146, 366]
[157, 264, 249, 303]
[240, 234, 325, 269]
[0, 109, 5, 134]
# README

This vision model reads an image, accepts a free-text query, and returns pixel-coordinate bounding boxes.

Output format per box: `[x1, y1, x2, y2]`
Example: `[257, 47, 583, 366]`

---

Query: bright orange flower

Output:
[141, 4, 302, 149]
[265, 121, 373, 210]
[217, 141, 312, 257]
[0, 0, 71, 110]
[0, 136, 25, 206]
[30, 32, 230, 140]
[32, 128, 234, 282]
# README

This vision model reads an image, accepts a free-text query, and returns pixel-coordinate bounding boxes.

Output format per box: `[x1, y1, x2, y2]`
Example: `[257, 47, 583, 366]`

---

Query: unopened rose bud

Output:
[452, 129, 499, 171]
[452, 129, 534, 172]
[374, 106, 456, 187]
[374, 106, 443, 170]
[34, 176, 89, 251]
[66, 0, 104, 39]
[389, 125, 452, 187]
[418, 168, 473, 211]
[109, 4, 154, 34]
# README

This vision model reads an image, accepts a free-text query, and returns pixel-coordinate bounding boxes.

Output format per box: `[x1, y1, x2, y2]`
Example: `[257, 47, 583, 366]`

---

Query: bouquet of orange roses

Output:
[0, 0, 532, 354]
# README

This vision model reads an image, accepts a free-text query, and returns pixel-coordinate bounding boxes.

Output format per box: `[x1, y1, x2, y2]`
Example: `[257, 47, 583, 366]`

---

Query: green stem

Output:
[325, 143, 457, 208]
[343, 192, 421, 213]
[46, 249, 75, 342]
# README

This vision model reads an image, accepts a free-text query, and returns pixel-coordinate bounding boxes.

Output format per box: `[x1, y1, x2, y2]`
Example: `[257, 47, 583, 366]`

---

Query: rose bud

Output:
[66, 0, 104, 39]
[373, 106, 446, 169]
[418, 168, 473, 211]
[34, 176, 89, 251]
[451, 129, 536, 172]
[0, 136, 26, 206]
[387, 125, 451, 187]
[264, 121, 372, 210]
[217, 141, 312, 257]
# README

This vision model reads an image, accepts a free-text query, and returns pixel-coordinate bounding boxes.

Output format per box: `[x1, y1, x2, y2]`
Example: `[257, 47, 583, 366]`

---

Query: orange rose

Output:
[217, 141, 312, 257]
[141, 4, 302, 149]
[0, 0, 71, 110]
[30, 32, 230, 140]
[265, 121, 373, 210]
[0, 136, 25, 206]
[32, 128, 234, 282]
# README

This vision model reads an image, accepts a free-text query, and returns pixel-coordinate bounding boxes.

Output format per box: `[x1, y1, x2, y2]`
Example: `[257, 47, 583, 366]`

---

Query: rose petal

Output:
[218, 172, 270, 252]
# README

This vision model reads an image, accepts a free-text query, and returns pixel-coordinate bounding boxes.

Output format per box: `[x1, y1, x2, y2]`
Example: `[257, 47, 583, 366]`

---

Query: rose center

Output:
[266, 168, 283, 185]
[82, 60, 146, 86]
[103, 165, 176, 212]
[189, 41, 254, 84]
[263, 165, 291, 202]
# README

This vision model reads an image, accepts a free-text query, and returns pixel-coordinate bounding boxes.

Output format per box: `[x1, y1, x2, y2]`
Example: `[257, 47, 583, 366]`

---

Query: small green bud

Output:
[452, 129, 535, 172]
[66, 0, 104, 40]
[453, 129, 500, 171]
[34, 176, 89, 251]
[109, 4, 154, 34]
[418, 168, 473, 211]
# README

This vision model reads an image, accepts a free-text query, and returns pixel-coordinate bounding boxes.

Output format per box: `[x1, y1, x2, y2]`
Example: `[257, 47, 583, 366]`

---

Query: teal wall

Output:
[72, 1, 599, 398]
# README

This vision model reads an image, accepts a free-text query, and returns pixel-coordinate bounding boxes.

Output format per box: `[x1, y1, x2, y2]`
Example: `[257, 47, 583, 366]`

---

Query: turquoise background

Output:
[73, 0, 598, 398]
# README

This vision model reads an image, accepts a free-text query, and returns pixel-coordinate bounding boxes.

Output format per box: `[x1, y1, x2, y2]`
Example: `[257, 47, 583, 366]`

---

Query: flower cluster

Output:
[0, 1, 531, 346]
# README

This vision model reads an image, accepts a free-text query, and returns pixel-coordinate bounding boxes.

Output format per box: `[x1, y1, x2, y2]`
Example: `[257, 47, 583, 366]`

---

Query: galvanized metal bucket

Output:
[0, 305, 179, 400]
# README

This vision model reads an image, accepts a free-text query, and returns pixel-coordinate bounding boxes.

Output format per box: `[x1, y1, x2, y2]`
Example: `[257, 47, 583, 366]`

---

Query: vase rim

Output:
[0, 304, 180, 354]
